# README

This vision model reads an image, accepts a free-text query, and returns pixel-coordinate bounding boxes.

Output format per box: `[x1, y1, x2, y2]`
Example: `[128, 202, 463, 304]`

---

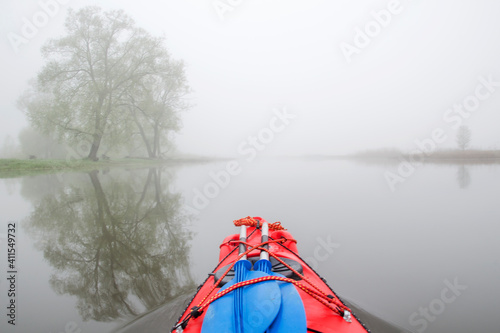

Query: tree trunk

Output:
[88, 133, 102, 161]
[153, 124, 160, 159]
[129, 106, 154, 158]
[88, 93, 107, 161]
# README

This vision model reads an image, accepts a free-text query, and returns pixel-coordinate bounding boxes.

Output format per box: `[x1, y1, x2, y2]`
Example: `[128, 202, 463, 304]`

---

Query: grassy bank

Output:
[0, 157, 214, 178]
[415, 149, 500, 160]
[0, 159, 133, 178]
[349, 149, 500, 165]
[407, 149, 500, 165]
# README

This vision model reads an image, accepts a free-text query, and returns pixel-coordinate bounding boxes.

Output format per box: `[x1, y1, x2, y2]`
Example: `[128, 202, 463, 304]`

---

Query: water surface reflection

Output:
[24, 168, 195, 322]
[2, 158, 498, 333]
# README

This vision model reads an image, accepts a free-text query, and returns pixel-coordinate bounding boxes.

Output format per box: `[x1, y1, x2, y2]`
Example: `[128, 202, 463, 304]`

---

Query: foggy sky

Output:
[1, 0, 500, 157]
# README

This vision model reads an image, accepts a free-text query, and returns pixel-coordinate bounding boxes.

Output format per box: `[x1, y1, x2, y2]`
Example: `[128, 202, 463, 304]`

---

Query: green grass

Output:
[0, 155, 221, 178]
[0, 158, 179, 178]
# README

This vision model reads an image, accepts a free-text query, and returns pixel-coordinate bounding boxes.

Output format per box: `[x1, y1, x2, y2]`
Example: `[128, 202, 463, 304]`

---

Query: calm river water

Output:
[1, 158, 499, 333]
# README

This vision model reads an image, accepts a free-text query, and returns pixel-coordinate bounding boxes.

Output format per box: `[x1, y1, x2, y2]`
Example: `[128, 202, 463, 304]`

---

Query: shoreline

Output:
[344, 149, 500, 166]
[0, 157, 218, 178]
[2, 151, 500, 178]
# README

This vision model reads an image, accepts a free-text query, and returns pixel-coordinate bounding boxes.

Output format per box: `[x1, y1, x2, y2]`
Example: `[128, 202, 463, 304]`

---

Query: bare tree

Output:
[456, 125, 471, 150]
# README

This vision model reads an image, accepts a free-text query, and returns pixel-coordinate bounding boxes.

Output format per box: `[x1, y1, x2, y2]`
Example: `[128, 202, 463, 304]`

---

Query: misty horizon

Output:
[1, 0, 500, 159]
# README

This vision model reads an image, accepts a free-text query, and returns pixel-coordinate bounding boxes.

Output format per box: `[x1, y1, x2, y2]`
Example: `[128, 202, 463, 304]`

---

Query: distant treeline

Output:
[352, 148, 500, 162]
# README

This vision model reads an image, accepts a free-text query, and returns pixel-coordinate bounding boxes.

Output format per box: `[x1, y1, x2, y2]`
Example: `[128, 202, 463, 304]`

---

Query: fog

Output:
[2, 3, 500, 332]
[2, 0, 500, 158]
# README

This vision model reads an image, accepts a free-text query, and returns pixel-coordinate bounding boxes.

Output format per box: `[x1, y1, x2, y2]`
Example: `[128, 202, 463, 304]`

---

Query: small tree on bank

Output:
[456, 125, 471, 150]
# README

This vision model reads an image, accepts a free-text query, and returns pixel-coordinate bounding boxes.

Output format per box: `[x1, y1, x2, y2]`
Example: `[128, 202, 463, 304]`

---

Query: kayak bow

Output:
[173, 217, 369, 333]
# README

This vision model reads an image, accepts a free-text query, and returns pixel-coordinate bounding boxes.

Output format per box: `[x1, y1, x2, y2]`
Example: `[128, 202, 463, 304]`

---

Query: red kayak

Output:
[172, 217, 370, 333]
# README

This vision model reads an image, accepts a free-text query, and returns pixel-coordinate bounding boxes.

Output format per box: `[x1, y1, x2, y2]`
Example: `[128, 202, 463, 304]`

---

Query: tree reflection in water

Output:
[456, 165, 471, 189]
[25, 168, 194, 322]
